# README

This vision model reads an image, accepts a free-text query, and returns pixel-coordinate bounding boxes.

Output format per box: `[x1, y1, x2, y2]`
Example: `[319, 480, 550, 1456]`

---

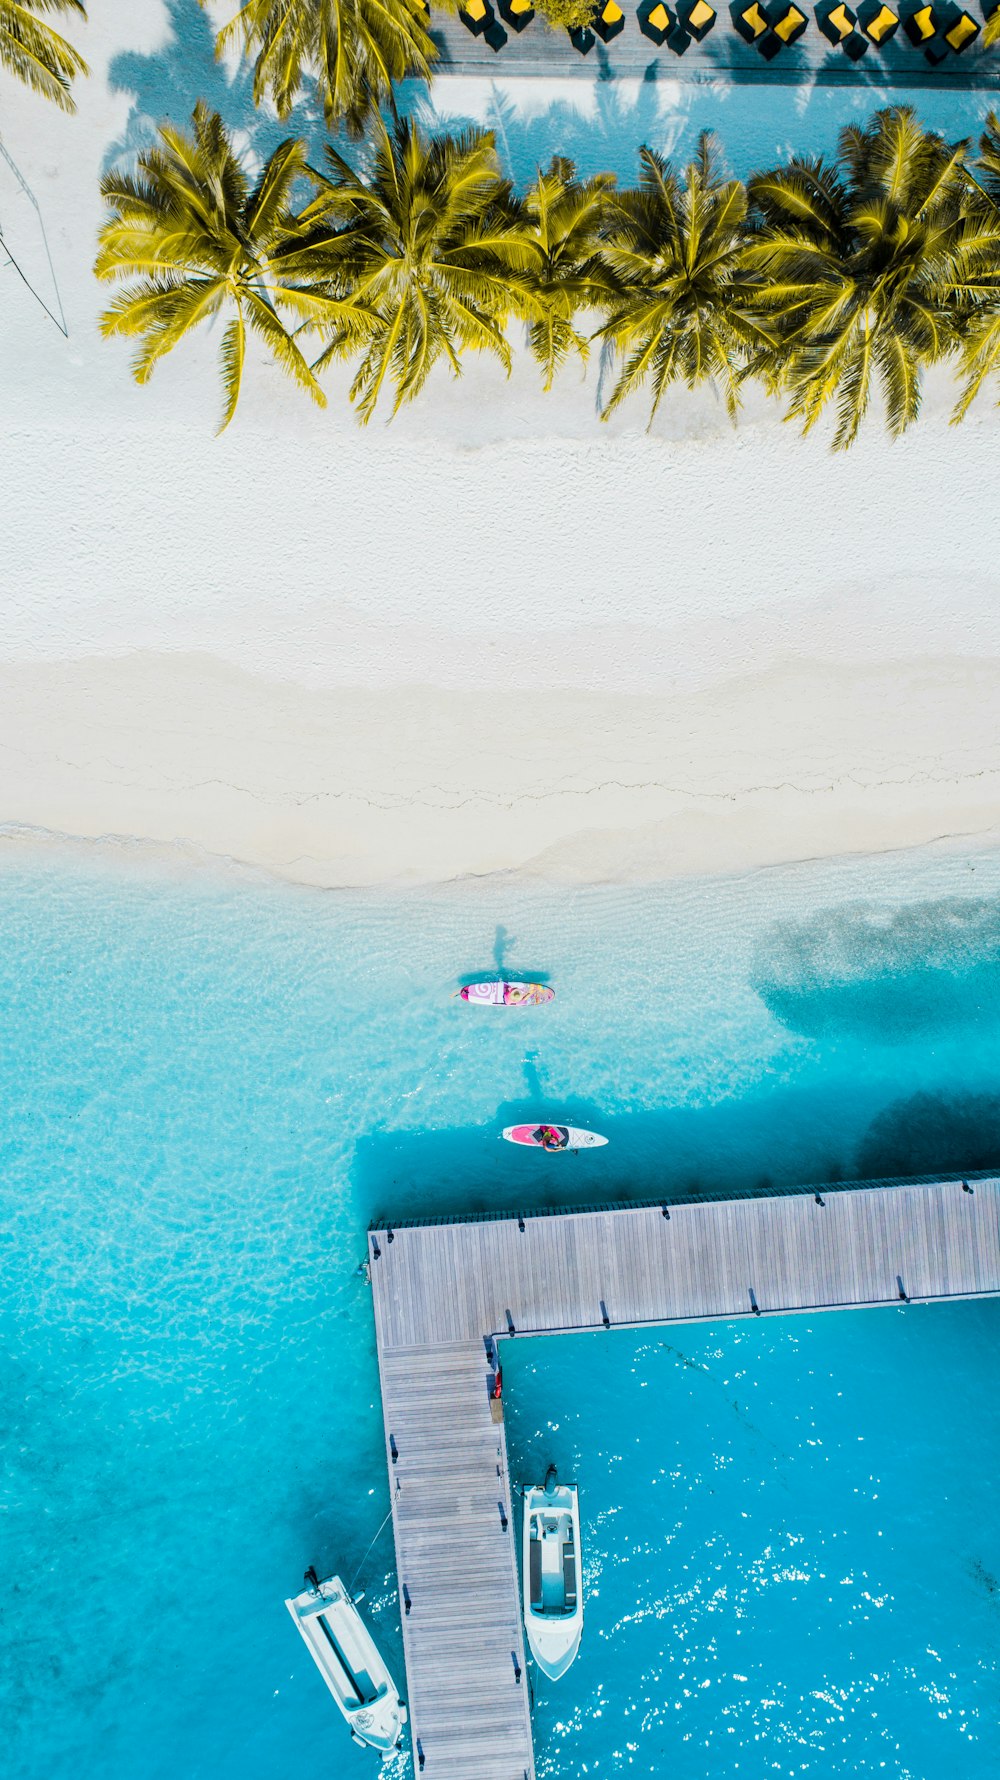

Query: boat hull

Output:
[522, 1481, 583, 1681]
[285, 1575, 406, 1757]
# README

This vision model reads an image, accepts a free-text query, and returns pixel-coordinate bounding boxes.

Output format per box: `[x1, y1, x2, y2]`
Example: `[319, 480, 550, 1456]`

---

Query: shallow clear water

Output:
[2, 841, 999, 1779]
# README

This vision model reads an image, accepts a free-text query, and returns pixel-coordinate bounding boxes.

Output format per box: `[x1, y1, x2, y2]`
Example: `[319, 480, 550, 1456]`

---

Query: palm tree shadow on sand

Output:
[399, 58, 996, 189]
[104, 9, 995, 184]
[400, 71, 679, 187]
[104, 0, 345, 169]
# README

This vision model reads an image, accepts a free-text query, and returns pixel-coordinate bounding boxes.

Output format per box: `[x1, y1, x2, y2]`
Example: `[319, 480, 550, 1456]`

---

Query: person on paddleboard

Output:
[534, 1125, 569, 1151]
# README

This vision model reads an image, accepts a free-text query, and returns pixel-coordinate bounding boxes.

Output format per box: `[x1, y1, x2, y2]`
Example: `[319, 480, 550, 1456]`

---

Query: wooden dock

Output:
[367, 1175, 1000, 1780]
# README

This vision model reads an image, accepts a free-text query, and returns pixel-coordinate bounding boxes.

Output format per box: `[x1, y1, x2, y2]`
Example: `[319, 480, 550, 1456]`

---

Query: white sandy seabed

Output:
[1, 4, 999, 889]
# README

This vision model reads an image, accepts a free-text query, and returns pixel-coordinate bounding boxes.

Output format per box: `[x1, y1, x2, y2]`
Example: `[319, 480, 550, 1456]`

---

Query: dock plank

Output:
[369, 1176, 1000, 1779]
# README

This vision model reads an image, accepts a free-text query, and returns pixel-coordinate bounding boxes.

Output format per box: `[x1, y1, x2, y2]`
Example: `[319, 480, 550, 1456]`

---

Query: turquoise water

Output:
[3, 841, 1000, 1779]
[505, 1307, 1000, 1778]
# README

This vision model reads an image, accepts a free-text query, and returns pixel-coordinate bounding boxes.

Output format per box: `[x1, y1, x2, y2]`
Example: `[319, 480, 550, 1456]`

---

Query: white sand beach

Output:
[1, 4, 999, 887]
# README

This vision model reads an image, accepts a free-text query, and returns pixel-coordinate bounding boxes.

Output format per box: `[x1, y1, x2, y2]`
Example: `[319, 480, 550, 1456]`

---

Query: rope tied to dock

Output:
[348, 1503, 394, 1595]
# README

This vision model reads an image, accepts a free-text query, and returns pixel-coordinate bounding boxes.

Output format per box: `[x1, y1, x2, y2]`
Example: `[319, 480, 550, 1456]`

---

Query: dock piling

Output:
[369, 1175, 1000, 1780]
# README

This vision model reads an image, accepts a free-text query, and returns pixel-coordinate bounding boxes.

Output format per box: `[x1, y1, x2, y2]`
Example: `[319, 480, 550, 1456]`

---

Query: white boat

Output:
[285, 1571, 407, 1757]
[522, 1467, 583, 1681]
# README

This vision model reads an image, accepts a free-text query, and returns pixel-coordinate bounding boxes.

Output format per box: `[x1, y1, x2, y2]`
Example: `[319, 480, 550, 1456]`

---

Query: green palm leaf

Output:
[593, 134, 760, 426]
[304, 116, 535, 422]
[520, 158, 615, 390]
[95, 102, 371, 431]
[0, 0, 87, 110]
[206, 0, 436, 132]
[950, 113, 1000, 420]
[747, 106, 980, 449]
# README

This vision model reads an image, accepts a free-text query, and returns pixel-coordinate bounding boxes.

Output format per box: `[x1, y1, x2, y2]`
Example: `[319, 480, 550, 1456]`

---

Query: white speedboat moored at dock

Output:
[285, 1571, 406, 1757]
[522, 1467, 583, 1681]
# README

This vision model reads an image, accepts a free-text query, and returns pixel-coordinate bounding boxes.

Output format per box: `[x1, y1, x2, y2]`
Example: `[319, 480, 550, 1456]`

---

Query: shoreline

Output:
[1, 15, 1000, 897]
[1, 651, 996, 897]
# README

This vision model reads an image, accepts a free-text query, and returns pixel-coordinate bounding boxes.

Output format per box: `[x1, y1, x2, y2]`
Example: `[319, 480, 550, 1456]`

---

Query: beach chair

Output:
[640, 0, 677, 37]
[816, 0, 855, 39]
[902, 0, 950, 51]
[731, 0, 769, 35]
[902, 1, 937, 40]
[765, 1, 809, 40]
[569, 21, 597, 46]
[856, 0, 899, 36]
[939, 1, 979, 43]
[459, 0, 494, 31]
[680, 0, 718, 35]
[594, 0, 627, 38]
[484, 17, 509, 43]
[499, 0, 535, 27]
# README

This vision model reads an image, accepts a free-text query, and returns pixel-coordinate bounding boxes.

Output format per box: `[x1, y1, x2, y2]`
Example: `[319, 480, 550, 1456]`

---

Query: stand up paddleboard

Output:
[457, 981, 554, 1007]
[503, 1124, 608, 1150]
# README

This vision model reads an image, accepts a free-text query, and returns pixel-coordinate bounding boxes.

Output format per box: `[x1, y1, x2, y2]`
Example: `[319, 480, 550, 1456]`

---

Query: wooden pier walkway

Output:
[367, 1174, 1000, 1780]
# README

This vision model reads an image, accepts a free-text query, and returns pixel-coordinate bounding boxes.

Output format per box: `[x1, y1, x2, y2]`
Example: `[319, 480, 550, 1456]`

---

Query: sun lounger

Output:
[595, 0, 627, 37]
[940, 1, 979, 43]
[731, 0, 768, 37]
[681, 0, 718, 34]
[499, 0, 535, 27]
[459, 0, 494, 32]
[857, 0, 900, 38]
[816, 0, 855, 38]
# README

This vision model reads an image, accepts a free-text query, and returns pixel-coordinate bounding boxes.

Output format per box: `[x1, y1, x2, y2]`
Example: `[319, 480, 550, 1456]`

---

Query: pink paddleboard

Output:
[503, 1124, 608, 1150]
[458, 981, 554, 1007]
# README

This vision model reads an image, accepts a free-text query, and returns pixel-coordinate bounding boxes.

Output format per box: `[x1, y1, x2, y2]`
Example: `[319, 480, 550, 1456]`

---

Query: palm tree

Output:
[0, 0, 88, 111]
[95, 103, 371, 431]
[521, 158, 616, 391]
[950, 113, 1000, 421]
[305, 118, 537, 422]
[745, 106, 977, 450]
[205, 0, 435, 132]
[591, 135, 762, 426]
